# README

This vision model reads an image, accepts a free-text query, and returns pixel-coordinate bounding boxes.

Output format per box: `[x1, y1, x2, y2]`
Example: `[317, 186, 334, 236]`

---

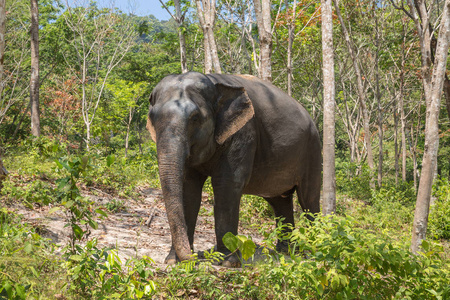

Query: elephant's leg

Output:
[297, 150, 322, 222]
[165, 169, 206, 264]
[211, 178, 243, 267]
[265, 194, 295, 253]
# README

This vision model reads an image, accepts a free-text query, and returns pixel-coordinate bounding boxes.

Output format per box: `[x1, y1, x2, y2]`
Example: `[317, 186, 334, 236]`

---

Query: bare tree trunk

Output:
[321, 0, 335, 215]
[410, 0, 450, 254]
[30, 0, 40, 137]
[399, 67, 407, 182]
[253, 0, 272, 82]
[286, 0, 296, 96]
[159, 0, 188, 73]
[333, 0, 374, 186]
[196, 0, 221, 74]
[374, 10, 383, 188]
[0, 0, 5, 97]
[394, 92, 399, 185]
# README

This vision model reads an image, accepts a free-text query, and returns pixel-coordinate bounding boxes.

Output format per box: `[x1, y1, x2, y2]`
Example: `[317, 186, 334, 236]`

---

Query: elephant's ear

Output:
[147, 92, 157, 142]
[214, 83, 254, 145]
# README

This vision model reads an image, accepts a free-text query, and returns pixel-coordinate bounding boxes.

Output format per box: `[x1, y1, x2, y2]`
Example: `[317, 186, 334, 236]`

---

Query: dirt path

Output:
[10, 186, 264, 267]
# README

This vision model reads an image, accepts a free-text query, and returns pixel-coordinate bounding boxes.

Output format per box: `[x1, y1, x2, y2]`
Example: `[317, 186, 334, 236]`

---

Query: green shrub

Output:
[0, 208, 64, 299]
[336, 160, 372, 201]
[429, 178, 450, 240]
[0, 177, 57, 207]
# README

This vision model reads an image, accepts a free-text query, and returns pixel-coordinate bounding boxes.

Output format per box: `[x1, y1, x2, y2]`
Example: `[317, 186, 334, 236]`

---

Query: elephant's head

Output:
[147, 72, 254, 261]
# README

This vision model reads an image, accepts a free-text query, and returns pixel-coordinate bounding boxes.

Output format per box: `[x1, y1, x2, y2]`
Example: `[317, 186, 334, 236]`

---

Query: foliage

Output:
[429, 178, 450, 240]
[54, 155, 107, 253]
[0, 209, 64, 299]
[64, 239, 157, 299]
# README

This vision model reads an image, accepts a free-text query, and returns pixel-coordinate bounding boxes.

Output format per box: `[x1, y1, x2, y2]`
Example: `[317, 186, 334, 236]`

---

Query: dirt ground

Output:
[10, 186, 264, 267]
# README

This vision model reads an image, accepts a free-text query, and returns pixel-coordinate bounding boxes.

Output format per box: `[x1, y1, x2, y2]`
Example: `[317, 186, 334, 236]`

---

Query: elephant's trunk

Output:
[157, 133, 192, 262]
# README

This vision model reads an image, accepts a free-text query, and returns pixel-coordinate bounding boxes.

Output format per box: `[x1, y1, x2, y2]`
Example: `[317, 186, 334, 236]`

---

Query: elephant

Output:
[147, 72, 321, 267]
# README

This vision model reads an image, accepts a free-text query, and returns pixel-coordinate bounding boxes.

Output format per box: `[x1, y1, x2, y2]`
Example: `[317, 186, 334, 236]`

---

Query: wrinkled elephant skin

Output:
[147, 72, 321, 266]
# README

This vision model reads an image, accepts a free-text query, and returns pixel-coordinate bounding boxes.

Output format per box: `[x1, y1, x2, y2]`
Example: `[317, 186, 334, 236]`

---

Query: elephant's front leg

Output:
[165, 169, 206, 265]
[211, 177, 244, 267]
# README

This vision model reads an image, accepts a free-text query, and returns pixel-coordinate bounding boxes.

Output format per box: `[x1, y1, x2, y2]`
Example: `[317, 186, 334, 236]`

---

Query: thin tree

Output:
[253, 0, 272, 81]
[406, 0, 450, 254]
[159, 0, 188, 73]
[63, 4, 134, 151]
[321, 0, 336, 215]
[196, 0, 221, 74]
[30, 0, 40, 137]
[0, 0, 5, 97]
[333, 0, 375, 187]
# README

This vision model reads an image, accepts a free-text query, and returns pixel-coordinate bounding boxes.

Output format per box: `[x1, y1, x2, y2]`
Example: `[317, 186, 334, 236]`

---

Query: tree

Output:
[321, 0, 335, 215]
[404, 0, 450, 254]
[159, 0, 188, 73]
[253, 0, 272, 81]
[30, 0, 40, 137]
[62, 4, 134, 151]
[333, 0, 375, 186]
[196, 0, 221, 73]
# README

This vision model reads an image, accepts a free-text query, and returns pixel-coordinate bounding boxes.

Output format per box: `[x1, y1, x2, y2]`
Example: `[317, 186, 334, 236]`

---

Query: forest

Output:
[0, 0, 450, 298]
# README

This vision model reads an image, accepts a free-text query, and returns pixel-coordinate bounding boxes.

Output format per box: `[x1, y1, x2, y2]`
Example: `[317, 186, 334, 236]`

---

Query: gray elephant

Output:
[147, 72, 321, 267]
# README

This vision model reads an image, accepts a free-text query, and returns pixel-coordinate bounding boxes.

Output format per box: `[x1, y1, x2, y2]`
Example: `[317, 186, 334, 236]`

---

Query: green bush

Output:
[336, 160, 372, 201]
[0, 177, 57, 207]
[0, 209, 64, 299]
[429, 178, 450, 240]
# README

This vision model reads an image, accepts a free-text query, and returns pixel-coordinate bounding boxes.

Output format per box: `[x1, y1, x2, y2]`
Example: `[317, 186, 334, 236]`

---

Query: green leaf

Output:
[72, 224, 84, 239]
[96, 208, 108, 218]
[69, 255, 83, 261]
[106, 155, 115, 167]
[48, 206, 61, 214]
[24, 242, 33, 254]
[3, 282, 13, 298]
[241, 239, 256, 260]
[222, 232, 241, 253]
[14, 284, 26, 299]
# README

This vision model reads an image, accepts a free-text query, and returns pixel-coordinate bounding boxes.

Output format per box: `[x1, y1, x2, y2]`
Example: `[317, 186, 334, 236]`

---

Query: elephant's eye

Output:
[190, 111, 201, 124]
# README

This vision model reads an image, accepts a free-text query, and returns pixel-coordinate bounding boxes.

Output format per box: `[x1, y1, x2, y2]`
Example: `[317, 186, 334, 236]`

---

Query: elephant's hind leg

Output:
[265, 194, 295, 253]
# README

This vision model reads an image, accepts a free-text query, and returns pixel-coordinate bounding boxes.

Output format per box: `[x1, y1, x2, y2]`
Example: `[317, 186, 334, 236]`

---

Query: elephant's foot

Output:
[275, 240, 290, 254]
[221, 253, 241, 268]
[164, 248, 179, 265]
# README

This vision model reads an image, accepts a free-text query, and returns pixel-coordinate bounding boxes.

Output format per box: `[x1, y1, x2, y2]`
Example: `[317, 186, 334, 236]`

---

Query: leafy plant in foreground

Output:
[54, 155, 107, 253]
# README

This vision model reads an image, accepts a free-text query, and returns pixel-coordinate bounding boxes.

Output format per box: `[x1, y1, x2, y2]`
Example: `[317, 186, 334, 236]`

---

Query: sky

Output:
[114, 0, 171, 19]
[70, 0, 172, 20]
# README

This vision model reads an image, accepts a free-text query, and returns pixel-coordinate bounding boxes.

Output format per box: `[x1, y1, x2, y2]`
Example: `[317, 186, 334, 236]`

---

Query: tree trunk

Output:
[253, 0, 272, 82]
[196, 0, 221, 74]
[410, 0, 450, 254]
[374, 10, 383, 188]
[286, 0, 296, 96]
[0, 0, 5, 97]
[333, 0, 374, 186]
[30, 0, 40, 137]
[321, 0, 335, 216]
[174, 0, 188, 73]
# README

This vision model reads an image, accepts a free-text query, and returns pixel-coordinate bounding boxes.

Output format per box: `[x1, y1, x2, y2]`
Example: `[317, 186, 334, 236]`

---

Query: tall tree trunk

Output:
[0, 0, 5, 98]
[374, 10, 383, 188]
[285, 0, 296, 96]
[158, 0, 188, 73]
[410, 0, 450, 254]
[400, 68, 407, 182]
[394, 93, 399, 185]
[321, 0, 335, 215]
[30, 0, 40, 137]
[174, 0, 188, 73]
[196, 0, 221, 74]
[333, 0, 374, 186]
[253, 0, 272, 82]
